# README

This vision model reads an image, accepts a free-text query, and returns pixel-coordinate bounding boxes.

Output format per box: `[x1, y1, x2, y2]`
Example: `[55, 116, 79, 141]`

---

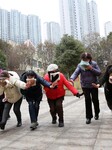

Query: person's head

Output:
[0, 70, 9, 80]
[0, 70, 9, 86]
[26, 70, 36, 79]
[47, 64, 60, 84]
[47, 64, 59, 73]
[26, 70, 37, 86]
[81, 52, 92, 62]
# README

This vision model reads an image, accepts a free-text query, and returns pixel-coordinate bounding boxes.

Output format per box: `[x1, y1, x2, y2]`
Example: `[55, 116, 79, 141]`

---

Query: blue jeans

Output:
[27, 95, 42, 123]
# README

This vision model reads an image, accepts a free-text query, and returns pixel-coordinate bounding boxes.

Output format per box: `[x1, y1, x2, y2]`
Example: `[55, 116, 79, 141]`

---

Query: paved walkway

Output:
[0, 88, 112, 150]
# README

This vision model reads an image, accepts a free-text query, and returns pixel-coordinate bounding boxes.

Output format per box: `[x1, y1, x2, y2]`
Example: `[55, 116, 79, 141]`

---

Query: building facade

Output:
[43, 22, 60, 44]
[0, 9, 9, 41]
[59, 0, 100, 41]
[27, 15, 41, 46]
[104, 21, 112, 37]
[87, 0, 100, 34]
[0, 8, 41, 46]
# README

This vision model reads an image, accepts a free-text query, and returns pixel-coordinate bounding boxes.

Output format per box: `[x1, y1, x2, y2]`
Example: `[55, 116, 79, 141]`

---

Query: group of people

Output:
[0, 52, 111, 131]
[0, 64, 81, 130]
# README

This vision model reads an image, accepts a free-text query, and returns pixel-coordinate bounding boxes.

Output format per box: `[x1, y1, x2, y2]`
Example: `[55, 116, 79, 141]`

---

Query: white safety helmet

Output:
[47, 64, 58, 72]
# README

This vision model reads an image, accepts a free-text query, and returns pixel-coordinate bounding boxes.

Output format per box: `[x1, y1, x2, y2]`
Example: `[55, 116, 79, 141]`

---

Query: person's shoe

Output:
[36, 122, 39, 126]
[30, 122, 37, 129]
[94, 115, 99, 120]
[52, 120, 57, 124]
[58, 122, 64, 127]
[86, 119, 91, 124]
[16, 122, 22, 127]
[0, 122, 6, 130]
[52, 116, 57, 124]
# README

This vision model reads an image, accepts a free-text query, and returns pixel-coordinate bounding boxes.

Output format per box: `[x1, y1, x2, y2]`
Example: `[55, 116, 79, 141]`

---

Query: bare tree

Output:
[16, 44, 36, 71]
[6, 43, 36, 73]
[37, 41, 56, 72]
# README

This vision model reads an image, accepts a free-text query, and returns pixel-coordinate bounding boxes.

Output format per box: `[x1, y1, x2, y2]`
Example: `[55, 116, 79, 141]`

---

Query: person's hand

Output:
[86, 65, 92, 70]
[26, 78, 36, 88]
[92, 83, 100, 88]
[2, 97, 8, 102]
[0, 80, 7, 87]
[50, 82, 58, 88]
[50, 84, 54, 88]
[75, 92, 84, 98]
[69, 80, 74, 86]
[25, 82, 32, 89]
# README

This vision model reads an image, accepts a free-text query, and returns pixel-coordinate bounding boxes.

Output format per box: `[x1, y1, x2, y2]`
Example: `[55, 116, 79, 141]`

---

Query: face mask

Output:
[49, 72, 60, 82]
[79, 60, 90, 70]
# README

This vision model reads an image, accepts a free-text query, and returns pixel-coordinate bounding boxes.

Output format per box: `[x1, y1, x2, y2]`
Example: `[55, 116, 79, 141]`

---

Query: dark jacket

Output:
[20, 71, 51, 101]
[99, 65, 112, 91]
[70, 60, 101, 88]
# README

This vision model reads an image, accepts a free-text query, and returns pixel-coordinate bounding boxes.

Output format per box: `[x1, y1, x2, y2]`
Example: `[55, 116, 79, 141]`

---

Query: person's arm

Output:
[92, 65, 111, 88]
[37, 74, 52, 88]
[62, 74, 78, 95]
[70, 65, 80, 81]
[99, 66, 110, 86]
[12, 78, 29, 89]
[88, 62, 101, 76]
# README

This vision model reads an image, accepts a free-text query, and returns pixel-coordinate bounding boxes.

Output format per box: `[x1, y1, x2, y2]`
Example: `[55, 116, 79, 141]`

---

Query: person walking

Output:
[92, 65, 112, 110]
[70, 52, 101, 124]
[0, 70, 30, 130]
[44, 64, 81, 127]
[20, 70, 53, 130]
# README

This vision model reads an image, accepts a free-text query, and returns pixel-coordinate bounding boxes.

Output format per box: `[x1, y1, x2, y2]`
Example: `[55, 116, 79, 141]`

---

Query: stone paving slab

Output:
[0, 88, 112, 150]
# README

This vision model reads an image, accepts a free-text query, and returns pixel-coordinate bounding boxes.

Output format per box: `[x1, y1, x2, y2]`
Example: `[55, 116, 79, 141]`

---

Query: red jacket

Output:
[44, 73, 78, 100]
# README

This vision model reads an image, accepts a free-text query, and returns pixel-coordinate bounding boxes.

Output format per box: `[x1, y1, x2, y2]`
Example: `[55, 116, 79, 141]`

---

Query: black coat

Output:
[99, 65, 112, 91]
[99, 65, 112, 110]
[20, 71, 51, 101]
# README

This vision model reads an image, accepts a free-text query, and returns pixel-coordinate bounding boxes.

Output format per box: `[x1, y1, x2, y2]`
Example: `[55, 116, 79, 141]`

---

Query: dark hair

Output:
[81, 52, 92, 60]
[108, 67, 112, 74]
[26, 70, 36, 77]
[0, 70, 9, 79]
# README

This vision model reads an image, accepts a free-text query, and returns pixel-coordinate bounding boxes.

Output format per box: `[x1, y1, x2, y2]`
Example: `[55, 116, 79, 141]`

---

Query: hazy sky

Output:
[0, 0, 112, 37]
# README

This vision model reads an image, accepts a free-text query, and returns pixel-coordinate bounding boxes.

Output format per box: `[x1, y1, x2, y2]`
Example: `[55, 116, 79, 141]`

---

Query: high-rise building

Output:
[59, 0, 100, 41]
[43, 22, 60, 44]
[27, 15, 41, 46]
[20, 14, 28, 43]
[104, 21, 112, 37]
[59, 0, 72, 37]
[9, 10, 21, 43]
[87, 0, 100, 34]
[78, 0, 89, 39]
[0, 9, 9, 41]
[0, 8, 41, 46]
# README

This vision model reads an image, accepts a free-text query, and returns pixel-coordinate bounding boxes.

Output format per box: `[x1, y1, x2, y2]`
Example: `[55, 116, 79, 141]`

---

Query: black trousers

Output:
[0, 94, 5, 122]
[1, 97, 23, 124]
[47, 96, 64, 123]
[82, 88, 100, 119]
[104, 87, 112, 110]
